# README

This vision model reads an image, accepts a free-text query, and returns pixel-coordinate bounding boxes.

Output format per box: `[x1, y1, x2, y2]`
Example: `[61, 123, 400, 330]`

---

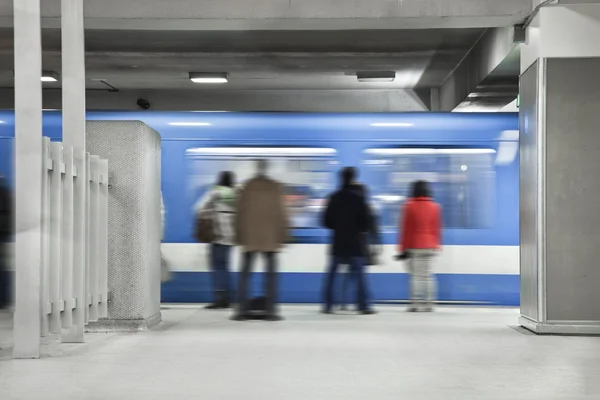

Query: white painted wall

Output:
[522, 4, 600, 73]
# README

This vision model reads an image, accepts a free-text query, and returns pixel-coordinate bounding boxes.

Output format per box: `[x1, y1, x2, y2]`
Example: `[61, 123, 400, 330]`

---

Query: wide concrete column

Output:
[519, 3, 600, 334]
[13, 0, 43, 358]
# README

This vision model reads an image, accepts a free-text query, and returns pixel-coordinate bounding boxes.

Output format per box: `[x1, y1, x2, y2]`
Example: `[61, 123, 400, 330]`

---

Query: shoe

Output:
[359, 309, 377, 315]
[264, 315, 284, 322]
[230, 314, 249, 321]
[406, 306, 417, 312]
[205, 303, 221, 310]
[219, 302, 231, 309]
[422, 306, 434, 312]
[321, 309, 334, 315]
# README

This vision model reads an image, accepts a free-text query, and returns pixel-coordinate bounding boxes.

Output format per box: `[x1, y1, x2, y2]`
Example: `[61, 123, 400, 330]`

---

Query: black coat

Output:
[323, 185, 370, 257]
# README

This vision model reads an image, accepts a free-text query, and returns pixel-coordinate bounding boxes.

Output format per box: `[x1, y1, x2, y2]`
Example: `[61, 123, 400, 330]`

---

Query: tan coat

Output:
[236, 176, 289, 252]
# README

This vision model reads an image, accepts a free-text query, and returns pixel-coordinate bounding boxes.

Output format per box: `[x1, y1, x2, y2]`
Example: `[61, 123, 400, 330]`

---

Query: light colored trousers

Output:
[408, 249, 437, 305]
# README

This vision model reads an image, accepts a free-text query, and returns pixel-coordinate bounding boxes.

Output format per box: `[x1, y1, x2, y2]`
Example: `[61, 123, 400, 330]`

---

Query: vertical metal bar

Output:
[40, 138, 50, 337]
[61, 146, 74, 332]
[48, 142, 63, 333]
[13, 0, 43, 359]
[88, 155, 99, 321]
[98, 159, 108, 318]
[84, 153, 90, 324]
[67, 149, 86, 340]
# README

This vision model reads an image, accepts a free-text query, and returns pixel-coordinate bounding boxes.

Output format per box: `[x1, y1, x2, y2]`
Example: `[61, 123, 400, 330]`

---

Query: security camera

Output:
[136, 98, 151, 110]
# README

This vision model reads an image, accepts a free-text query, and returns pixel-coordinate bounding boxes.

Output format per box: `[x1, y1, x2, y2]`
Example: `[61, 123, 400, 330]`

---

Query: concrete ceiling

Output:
[0, 28, 485, 91]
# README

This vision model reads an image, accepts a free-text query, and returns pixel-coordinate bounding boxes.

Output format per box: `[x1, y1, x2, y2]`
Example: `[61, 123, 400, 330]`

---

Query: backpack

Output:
[194, 212, 215, 243]
[194, 195, 217, 243]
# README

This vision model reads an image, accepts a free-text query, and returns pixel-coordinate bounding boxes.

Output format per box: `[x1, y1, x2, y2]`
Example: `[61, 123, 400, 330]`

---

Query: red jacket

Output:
[398, 197, 442, 252]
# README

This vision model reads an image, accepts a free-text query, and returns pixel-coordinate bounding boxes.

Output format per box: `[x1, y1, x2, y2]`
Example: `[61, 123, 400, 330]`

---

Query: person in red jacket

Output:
[397, 180, 441, 312]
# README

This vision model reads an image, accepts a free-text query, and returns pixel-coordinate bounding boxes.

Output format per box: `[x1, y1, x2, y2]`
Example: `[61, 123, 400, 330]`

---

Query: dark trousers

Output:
[0, 242, 8, 308]
[236, 251, 278, 316]
[324, 256, 369, 312]
[210, 243, 232, 304]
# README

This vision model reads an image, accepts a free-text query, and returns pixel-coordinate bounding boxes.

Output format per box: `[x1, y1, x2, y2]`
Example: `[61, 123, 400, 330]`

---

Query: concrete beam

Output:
[0, 0, 533, 30]
[438, 27, 519, 111]
[0, 88, 429, 112]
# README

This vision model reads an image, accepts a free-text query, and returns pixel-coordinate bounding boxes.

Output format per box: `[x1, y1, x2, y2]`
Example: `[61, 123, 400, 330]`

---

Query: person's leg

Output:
[233, 251, 254, 320]
[411, 251, 427, 311]
[408, 254, 418, 312]
[264, 252, 281, 320]
[213, 244, 231, 308]
[0, 243, 6, 308]
[423, 251, 437, 311]
[340, 264, 349, 310]
[350, 256, 374, 314]
[222, 245, 233, 307]
[205, 243, 221, 309]
[322, 256, 340, 313]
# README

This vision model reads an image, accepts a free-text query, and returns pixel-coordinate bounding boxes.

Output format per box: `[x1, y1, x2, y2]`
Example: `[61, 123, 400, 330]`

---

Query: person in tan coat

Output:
[232, 159, 289, 321]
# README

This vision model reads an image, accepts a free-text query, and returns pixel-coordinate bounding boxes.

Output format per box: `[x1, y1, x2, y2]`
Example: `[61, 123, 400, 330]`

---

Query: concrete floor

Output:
[1, 305, 600, 400]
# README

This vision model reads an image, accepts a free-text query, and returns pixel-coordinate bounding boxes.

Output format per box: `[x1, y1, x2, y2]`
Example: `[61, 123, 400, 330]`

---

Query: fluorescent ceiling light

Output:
[41, 71, 59, 82]
[186, 147, 336, 157]
[168, 122, 211, 126]
[371, 122, 414, 127]
[365, 148, 496, 156]
[357, 71, 395, 83]
[189, 72, 228, 84]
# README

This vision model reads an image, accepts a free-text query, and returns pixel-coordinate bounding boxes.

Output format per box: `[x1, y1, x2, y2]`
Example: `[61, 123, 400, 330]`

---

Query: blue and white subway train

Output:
[0, 111, 519, 305]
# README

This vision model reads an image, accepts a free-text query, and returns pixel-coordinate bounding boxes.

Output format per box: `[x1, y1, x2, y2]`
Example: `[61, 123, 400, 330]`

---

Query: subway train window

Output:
[363, 148, 496, 230]
[186, 147, 338, 240]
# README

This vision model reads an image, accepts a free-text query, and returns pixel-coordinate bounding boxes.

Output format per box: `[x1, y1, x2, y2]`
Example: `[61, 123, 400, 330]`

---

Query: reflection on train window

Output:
[186, 147, 338, 230]
[363, 148, 496, 230]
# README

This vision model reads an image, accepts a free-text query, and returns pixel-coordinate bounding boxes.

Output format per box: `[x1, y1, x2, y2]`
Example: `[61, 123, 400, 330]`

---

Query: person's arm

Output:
[235, 186, 246, 244]
[277, 183, 290, 244]
[436, 204, 442, 250]
[358, 196, 370, 233]
[398, 203, 412, 253]
[322, 195, 335, 230]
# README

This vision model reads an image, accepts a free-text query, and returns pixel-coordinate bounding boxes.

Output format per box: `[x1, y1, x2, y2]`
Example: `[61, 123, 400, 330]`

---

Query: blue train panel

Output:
[0, 111, 520, 305]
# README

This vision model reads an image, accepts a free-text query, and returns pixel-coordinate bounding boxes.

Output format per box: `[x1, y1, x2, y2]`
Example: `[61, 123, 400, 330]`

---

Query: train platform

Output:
[2, 305, 599, 400]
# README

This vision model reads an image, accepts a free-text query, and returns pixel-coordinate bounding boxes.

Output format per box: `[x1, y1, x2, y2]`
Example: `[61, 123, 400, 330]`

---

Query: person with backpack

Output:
[0, 176, 12, 309]
[195, 171, 237, 309]
[396, 180, 442, 312]
[322, 167, 376, 315]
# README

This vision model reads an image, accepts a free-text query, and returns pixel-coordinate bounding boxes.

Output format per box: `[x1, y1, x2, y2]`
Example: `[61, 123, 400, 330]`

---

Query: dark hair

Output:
[340, 167, 357, 187]
[256, 159, 268, 174]
[217, 171, 234, 188]
[411, 180, 431, 198]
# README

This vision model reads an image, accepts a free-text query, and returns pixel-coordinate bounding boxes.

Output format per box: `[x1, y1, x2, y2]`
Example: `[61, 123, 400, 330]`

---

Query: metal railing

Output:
[38, 137, 108, 341]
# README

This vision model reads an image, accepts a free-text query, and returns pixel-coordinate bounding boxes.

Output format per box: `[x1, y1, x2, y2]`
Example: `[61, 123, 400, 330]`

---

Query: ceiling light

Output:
[41, 71, 59, 82]
[357, 71, 395, 83]
[371, 122, 414, 127]
[365, 148, 496, 156]
[186, 147, 337, 157]
[168, 122, 211, 126]
[189, 72, 228, 84]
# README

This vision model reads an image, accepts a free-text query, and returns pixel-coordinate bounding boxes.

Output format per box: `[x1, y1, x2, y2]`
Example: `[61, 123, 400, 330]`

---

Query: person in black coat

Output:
[322, 167, 376, 315]
[0, 176, 13, 309]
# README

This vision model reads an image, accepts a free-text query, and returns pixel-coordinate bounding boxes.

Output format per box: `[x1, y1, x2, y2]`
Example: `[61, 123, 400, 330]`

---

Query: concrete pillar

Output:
[60, 0, 86, 344]
[519, 3, 600, 334]
[13, 0, 43, 358]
